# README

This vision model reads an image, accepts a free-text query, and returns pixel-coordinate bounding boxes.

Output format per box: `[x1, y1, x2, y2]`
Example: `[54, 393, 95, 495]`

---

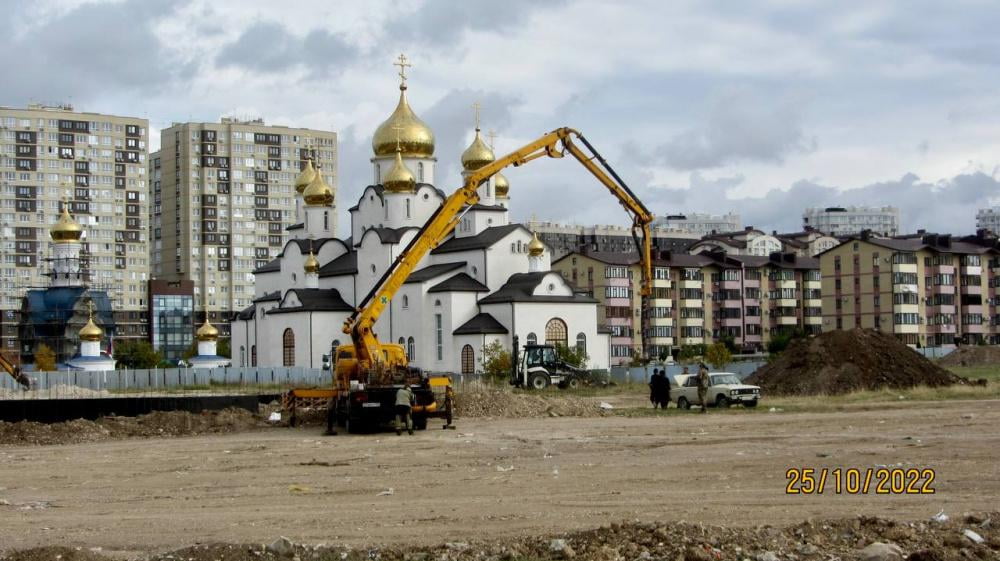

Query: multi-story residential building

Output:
[820, 232, 1000, 346]
[803, 206, 900, 237]
[553, 249, 821, 362]
[0, 104, 150, 356]
[653, 212, 741, 236]
[148, 279, 194, 362]
[531, 221, 698, 261]
[975, 207, 1000, 234]
[151, 118, 337, 338]
[688, 227, 784, 257]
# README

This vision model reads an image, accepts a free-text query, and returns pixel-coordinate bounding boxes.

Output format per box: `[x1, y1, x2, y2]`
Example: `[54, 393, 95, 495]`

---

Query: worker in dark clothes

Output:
[649, 369, 660, 408]
[395, 385, 415, 435]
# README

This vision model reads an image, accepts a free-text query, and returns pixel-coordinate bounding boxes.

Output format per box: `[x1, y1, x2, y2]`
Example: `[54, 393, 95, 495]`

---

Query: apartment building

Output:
[653, 212, 741, 236]
[0, 104, 150, 356]
[532, 221, 698, 261]
[552, 250, 821, 361]
[820, 232, 1000, 346]
[151, 118, 337, 336]
[975, 207, 1000, 234]
[803, 206, 900, 237]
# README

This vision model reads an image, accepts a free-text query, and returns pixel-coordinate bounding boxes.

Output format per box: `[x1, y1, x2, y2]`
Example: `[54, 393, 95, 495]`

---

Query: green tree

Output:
[181, 341, 198, 361]
[217, 338, 231, 358]
[767, 328, 806, 355]
[678, 344, 706, 363]
[114, 340, 163, 369]
[481, 340, 512, 382]
[34, 343, 56, 372]
[705, 342, 732, 369]
[555, 344, 589, 369]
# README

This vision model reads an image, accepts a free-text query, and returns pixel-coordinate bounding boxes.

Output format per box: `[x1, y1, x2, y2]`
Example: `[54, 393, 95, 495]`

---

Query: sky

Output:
[6, 0, 1000, 237]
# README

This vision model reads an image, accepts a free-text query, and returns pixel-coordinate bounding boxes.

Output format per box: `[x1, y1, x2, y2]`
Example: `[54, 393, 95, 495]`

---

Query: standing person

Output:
[649, 369, 660, 408]
[660, 370, 672, 409]
[395, 384, 415, 435]
[697, 362, 710, 413]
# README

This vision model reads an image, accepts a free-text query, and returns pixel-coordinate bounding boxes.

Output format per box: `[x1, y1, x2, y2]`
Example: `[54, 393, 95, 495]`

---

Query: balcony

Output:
[679, 336, 705, 346]
[893, 324, 919, 334]
[803, 280, 821, 289]
[776, 316, 799, 326]
[776, 298, 797, 308]
[718, 317, 742, 327]
[647, 336, 674, 345]
[892, 303, 919, 314]
[678, 279, 703, 289]
[891, 263, 918, 273]
[652, 278, 671, 288]
[893, 284, 918, 295]
[804, 316, 822, 325]
[680, 298, 702, 308]
[775, 279, 796, 290]
[678, 317, 704, 327]
[718, 279, 741, 290]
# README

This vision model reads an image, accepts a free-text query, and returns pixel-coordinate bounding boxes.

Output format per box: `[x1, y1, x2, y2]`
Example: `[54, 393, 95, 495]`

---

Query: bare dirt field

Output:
[1, 398, 998, 557]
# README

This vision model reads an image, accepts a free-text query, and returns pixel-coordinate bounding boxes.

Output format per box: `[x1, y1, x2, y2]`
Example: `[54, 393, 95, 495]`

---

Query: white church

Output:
[231, 64, 610, 374]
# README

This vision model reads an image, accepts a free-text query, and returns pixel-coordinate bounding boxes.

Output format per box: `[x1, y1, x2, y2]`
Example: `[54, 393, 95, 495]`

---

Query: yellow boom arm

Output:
[344, 127, 654, 370]
[0, 352, 30, 389]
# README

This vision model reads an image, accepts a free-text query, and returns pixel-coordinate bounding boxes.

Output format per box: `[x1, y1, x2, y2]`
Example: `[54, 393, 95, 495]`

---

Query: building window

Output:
[461, 344, 475, 374]
[435, 314, 443, 360]
[406, 198, 411, 219]
[251, 345, 257, 367]
[402, 294, 409, 308]
[240, 345, 246, 367]
[576, 333, 586, 354]
[526, 332, 537, 346]
[545, 318, 568, 347]
[417, 162, 424, 182]
[282, 328, 295, 366]
[324, 211, 329, 230]
[407, 336, 415, 361]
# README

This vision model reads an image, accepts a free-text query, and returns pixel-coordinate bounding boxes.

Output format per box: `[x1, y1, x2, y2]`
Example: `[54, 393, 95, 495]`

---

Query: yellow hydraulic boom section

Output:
[344, 127, 654, 371]
[1, 352, 30, 390]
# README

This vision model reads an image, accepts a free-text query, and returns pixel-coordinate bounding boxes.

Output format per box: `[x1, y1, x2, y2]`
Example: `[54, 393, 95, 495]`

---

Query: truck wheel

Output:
[565, 378, 580, 390]
[677, 397, 690, 410]
[716, 395, 730, 408]
[528, 373, 549, 390]
[745, 399, 758, 408]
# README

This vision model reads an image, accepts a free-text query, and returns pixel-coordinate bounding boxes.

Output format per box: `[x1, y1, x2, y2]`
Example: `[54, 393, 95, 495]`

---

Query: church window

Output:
[423, 193, 429, 200]
[526, 332, 537, 346]
[398, 337, 405, 348]
[240, 345, 246, 367]
[417, 162, 424, 182]
[251, 345, 256, 366]
[461, 345, 475, 374]
[282, 328, 295, 366]
[407, 336, 415, 361]
[576, 333, 587, 354]
[402, 294, 409, 308]
[375, 164, 380, 183]
[406, 198, 411, 219]
[371, 264, 377, 275]
[472, 266, 478, 277]
[511, 243, 515, 253]
[324, 211, 329, 230]
[545, 318, 568, 348]
[434, 299, 441, 307]
[435, 314, 443, 360]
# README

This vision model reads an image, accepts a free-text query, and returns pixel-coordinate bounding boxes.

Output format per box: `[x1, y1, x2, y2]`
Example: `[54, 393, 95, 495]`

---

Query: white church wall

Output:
[319, 275, 357, 306]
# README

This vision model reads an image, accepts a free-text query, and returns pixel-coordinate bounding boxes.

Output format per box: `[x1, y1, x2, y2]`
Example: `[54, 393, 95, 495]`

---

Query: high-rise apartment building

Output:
[653, 212, 741, 236]
[0, 104, 150, 356]
[820, 232, 1000, 346]
[151, 118, 337, 337]
[975, 207, 1000, 234]
[531, 221, 698, 261]
[803, 206, 900, 237]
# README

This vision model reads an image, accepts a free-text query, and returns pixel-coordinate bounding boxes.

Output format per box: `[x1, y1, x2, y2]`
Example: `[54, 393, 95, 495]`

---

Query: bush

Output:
[114, 340, 163, 369]
[705, 342, 732, 369]
[34, 343, 56, 372]
[481, 340, 512, 382]
[767, 328, 806, 355]
[678, 344, 707, 363]
[556, 344, 589, 369]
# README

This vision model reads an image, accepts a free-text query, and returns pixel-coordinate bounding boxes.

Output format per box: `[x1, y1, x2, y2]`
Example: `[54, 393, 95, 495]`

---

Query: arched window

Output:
[461, 344, 475, 374]
[324, 211, 329, 230]
[240, 345, 246, 367]
[576, 333, 587, 354]
[407, 336, 415, 361]
[417, 162, 424, 182]
[398, 336, 405, 346]
[434, 299, 441, 307]
[545, 318, 568, 347]
[526, 332, 537, 346]
[282, 328, 295, 366]
[375, 164, 380, 183]
[406, 198, 411, 219]
[402, 294, 409, 308]
[251, 344, 257, 367]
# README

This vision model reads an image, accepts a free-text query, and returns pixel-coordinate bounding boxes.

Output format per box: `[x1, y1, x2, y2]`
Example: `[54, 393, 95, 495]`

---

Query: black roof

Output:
[348, 185, 385, 212]
[237, 303, 256, 320]
[432, 224, 524, 254]
[253, 257, 281, 274]
[428, 272, 490, 293]
[468, 203, 507, 212]
[405, 261, 466, 284]
[286, 223, 304, 231]
[253, 291, 281, 303]
[363, 226, 419, 245]
[453, 312, 509, 335]
[286, 237, 344, 254]
[348, 183, 446, 211]
[319, 251, 357, 277]
[268, 288, 353, 314]
[478, 272, 599, 304]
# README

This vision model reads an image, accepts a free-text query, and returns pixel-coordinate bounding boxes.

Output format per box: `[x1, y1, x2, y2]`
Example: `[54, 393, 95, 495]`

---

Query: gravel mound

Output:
[455, 385, 606, 418]
[747, 329, 963, 396]
[3, 513, 997, 561]
[938, 346, 1000, 368]
[0, 407, 262, 446]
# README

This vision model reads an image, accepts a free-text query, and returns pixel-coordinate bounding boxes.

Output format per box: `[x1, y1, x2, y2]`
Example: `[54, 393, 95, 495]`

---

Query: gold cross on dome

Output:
[393, 53, 411, 85]
[486, 129, 497, 150]
[471, 101, 482, 131]
[392, 123, 405, 152]
[87, 299, 94, 318]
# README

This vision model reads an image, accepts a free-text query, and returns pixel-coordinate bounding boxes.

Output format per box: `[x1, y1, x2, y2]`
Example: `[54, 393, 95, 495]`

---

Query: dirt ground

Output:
[1, 398, 998, 557]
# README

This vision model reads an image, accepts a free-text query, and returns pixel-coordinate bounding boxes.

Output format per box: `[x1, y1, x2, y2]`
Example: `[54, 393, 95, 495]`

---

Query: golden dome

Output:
[51, 204, 83, 242]
[494, 172, 510, 198]
[304, 250, 320, 274]
[372, 86, 435, 158]
[383, 150, 416, 193]
[79, 316, 103, 342]
[461, 128, 495, 171]
[196, 319, 219, 342]
[528, 232, 544, 257]
[303, 171, 334, 207]
[295, 159, 317, 194]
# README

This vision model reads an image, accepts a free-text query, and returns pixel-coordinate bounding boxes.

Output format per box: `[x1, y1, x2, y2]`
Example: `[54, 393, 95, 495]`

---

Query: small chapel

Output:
[230, 57, 609, 374]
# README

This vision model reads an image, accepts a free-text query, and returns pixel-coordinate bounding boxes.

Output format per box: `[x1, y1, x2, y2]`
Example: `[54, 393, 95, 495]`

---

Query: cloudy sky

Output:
[6, 0, 1000, 236]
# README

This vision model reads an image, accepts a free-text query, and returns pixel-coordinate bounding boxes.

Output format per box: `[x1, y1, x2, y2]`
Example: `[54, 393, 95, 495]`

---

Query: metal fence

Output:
[0, 366, 328, 399]
[610, 360, 767, 385]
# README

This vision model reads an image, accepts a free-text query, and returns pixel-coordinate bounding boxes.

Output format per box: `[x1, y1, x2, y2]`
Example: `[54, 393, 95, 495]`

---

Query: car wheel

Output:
[566, 378, 580, 390]
[528, 373, 549, 390]
[677, 397, 690, 410]
[745, 399, 758, 408]
[716, 395, 730, 408]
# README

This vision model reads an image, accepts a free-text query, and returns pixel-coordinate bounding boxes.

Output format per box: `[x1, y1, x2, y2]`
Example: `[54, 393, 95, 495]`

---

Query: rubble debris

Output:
[455, 385, 607, 418]
[858, 542, 905, 561]
[746, 329, 964, 396]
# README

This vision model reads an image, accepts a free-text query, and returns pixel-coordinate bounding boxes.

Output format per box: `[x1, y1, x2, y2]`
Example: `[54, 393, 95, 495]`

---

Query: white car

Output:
[675, 372, 760, 409]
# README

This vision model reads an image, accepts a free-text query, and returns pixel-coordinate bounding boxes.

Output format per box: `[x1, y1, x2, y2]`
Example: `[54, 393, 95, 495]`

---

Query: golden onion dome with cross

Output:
[303, 249, 320, 274]
[494, 172, 510, 198]
[51, 202, 84, 242]
[79, 302, 103, 342]
[294, 159, 317, 194]
[196, 318, 219, 342]
[303, 169, 334, 207]
[372, 54, 435, 158]
[383, 150, 416, 193]
[461, 128, 495, 171]
[528, 232, 545, 257]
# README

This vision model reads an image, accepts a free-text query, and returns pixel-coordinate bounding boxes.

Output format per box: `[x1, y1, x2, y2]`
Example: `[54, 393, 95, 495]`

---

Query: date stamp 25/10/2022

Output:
[785, 468, 936, 495]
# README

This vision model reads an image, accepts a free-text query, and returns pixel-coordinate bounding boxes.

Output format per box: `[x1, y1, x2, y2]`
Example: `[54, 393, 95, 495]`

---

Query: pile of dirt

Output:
[747, 328, 964, 396]
[0, 384, 111, 399]
[3, 513, 997, 561]
[455, 385, 606, 418]
[938, 346, 1000, 368]
[0, 407, 263, 446]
